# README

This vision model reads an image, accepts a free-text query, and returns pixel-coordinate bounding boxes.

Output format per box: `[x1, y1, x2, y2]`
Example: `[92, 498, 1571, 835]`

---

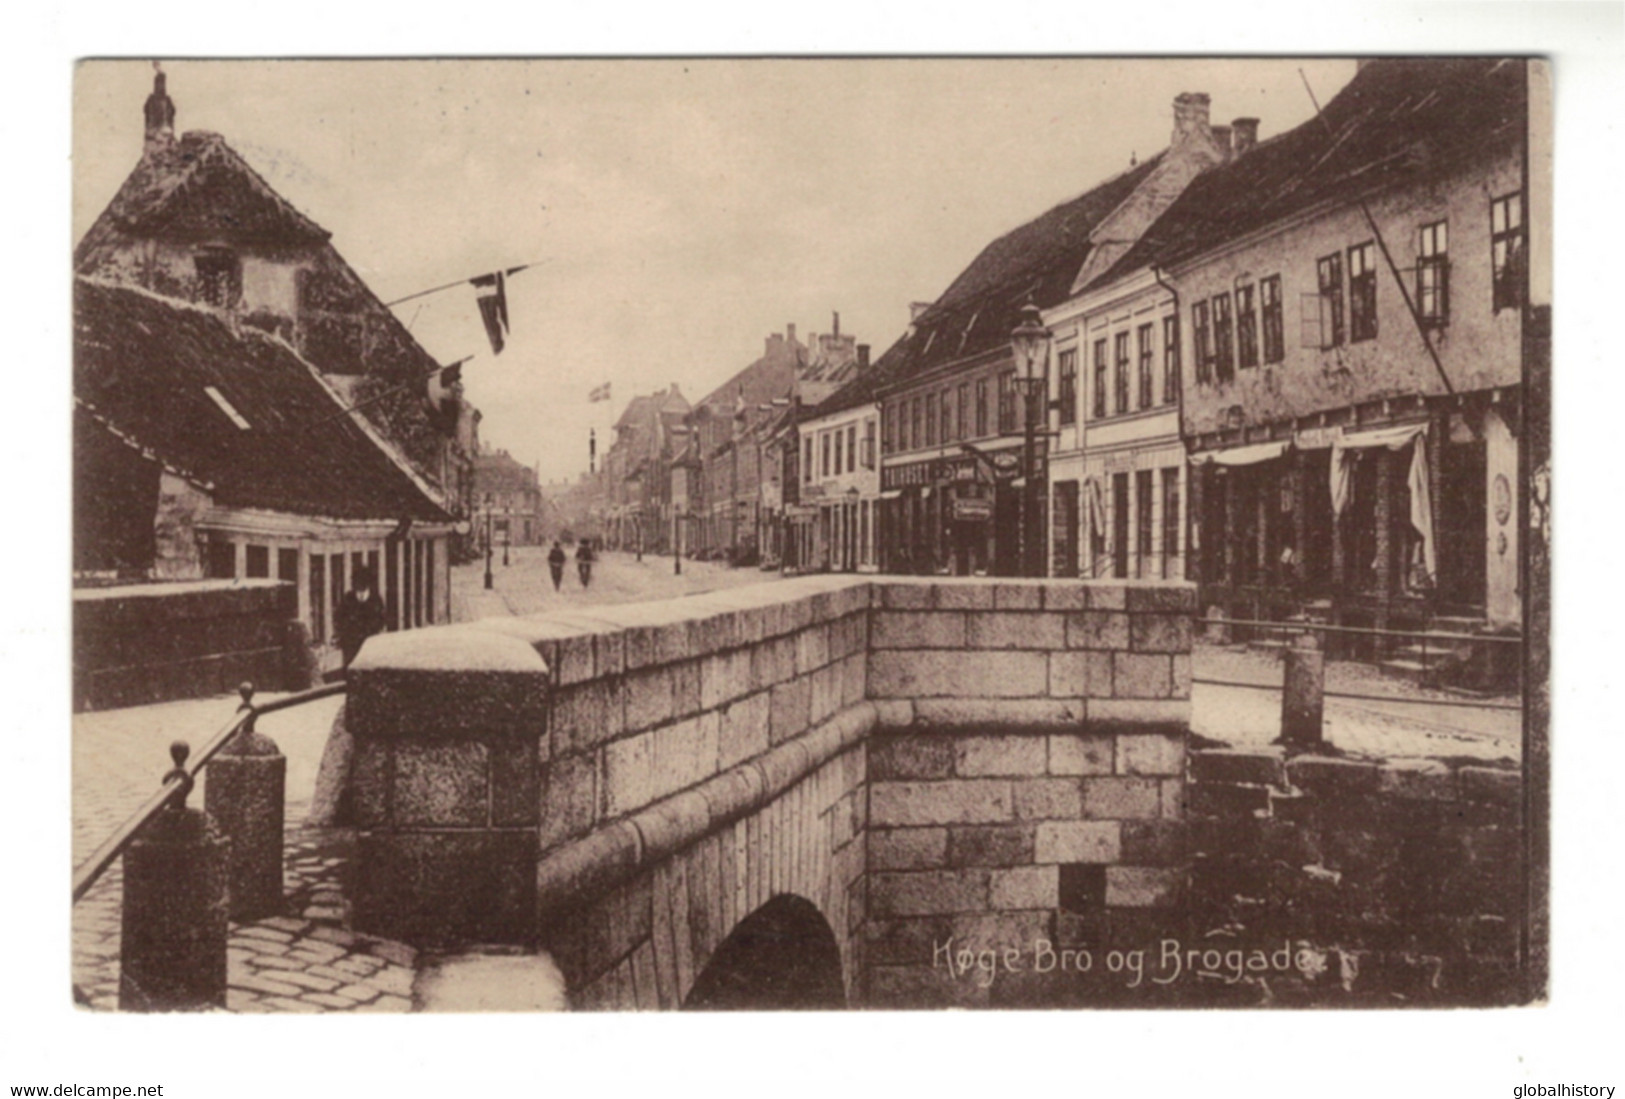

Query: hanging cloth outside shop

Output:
[1329, 422, 1435, 582]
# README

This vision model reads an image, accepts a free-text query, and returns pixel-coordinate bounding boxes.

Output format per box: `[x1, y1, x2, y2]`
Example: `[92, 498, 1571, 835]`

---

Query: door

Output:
[1052, 480, 1079, 578]
[1112, 472, 1130, 578]
[1437, 437, 1487, 612]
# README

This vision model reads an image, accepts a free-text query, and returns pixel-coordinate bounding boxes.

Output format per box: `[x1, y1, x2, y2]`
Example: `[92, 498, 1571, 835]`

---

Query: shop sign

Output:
[953, 496, 993, 521]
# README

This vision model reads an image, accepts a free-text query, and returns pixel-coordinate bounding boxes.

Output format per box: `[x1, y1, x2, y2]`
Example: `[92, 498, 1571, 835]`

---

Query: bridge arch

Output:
[683, 894, 845, 1010]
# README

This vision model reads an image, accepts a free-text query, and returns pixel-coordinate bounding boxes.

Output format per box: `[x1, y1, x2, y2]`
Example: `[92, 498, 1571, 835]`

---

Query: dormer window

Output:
[194, 247, 242, 309]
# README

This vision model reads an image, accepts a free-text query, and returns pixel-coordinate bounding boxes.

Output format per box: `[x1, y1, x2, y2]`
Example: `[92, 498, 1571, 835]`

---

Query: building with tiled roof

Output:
[869, 92, 1231, 577]
[1057, 57, 1542, 651]
[74, 70, 473, 675]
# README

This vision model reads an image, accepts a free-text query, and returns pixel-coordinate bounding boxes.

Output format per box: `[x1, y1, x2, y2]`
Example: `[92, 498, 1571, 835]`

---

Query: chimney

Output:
[143, 66, 176, 153]
[1171, 92, 1211, 146]
[786, 323, 797, 346]
[832, 311, 840, 338]
[857, 344, 870, 369]
[1231, 117, 1259, 157]
[1211, 124, 1233, 161]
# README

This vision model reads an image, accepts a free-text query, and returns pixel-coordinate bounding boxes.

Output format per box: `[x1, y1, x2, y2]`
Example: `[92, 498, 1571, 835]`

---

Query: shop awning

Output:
[1190, 440, 1291, 467]
[1330, 421, 1434, 581]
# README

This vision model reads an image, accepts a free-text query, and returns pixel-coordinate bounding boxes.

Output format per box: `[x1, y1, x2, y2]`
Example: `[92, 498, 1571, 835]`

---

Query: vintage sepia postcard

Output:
[68, 55, 1549, 1019]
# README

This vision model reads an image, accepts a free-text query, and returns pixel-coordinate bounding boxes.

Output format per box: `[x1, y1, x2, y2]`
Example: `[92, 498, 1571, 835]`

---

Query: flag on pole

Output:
[588, 382, 613, 403]
[470, 270, 511, 355]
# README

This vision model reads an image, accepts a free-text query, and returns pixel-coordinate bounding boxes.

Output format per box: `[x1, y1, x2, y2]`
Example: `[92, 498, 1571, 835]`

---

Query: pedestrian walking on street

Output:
[334, 563, 386, 671]
[547, 540, 567, 591]
[576, 538, 596, 589]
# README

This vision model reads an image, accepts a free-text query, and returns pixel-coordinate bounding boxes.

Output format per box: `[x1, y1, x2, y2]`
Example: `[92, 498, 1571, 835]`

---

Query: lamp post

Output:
[673, 506, 683, 576]
[483, 492, 494, 590]
[1010, 300, 1052, 578]
[502, 522, 510, 567]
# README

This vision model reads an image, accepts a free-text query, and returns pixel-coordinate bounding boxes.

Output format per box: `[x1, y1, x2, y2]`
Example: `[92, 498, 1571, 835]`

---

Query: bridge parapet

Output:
[343, 575, 1195, 1008]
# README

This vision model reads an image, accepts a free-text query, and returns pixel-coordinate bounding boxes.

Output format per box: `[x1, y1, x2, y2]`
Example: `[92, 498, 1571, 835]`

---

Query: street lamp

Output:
[673, 506, 683, 576]
[502, 521, 510, 567]
[1010, 300, 1052, 578]
[483, 492, 494, 590]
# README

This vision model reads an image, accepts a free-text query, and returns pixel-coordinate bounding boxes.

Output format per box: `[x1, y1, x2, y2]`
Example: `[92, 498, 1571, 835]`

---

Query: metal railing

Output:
[72, 680, 346, 904]
[1194, 615, 1522, 713]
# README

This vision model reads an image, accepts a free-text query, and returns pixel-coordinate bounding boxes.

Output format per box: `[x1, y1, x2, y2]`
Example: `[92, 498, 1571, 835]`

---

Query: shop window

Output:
[1057, 349, 1077, 426]
[1135, 469, 1154, 578]
[309, 554, 326, 645]
[1162, 314, 1180, 404]
[1349, 241, 1377, 341]
[277, 547, 299, 582]
[1192, 301, 1213, 385]
[1161, 468, 1181, 579]
[1236, 283, 1259, 369]
[245, 544, 270, 578]
[205, 539, 235, 580]
[1491, 192, 1524, 312]
[1260, 276, 1284, 363]
[1212, 292, 1234, 383]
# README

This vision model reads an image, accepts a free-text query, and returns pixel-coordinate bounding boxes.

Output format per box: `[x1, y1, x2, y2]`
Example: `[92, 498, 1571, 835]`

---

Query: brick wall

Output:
[74, 579, 300, 711]
[1186, 748, 1525, 1005]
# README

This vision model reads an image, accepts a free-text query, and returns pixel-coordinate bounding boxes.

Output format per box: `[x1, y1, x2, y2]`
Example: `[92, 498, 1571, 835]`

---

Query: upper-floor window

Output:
[194, 247, 242, 309]
[939, 390, 953, 446]
[1315, 252, 1346, 348]
[1092, 338, 1109, 419]
[833, 427, 843, 473]
[1212, 292, 1234, 383]
[910, 397, 922, 451]
[1162, 314, 1180, 404]
[1491, 192, 1524, 313]
[1260, 275, 1284, 364]
[1416, 221, 1449, 327]
[997, 370, 1016, 435]
[1349, 241, 1377, 342]
[803, 437, 813, 483]
[821, 432, 831, 477]
[1057, 348, 1078, 426]
[956, 383, 969, 440]
[975, 377, 989, 438]
[1192, 301, 1212, 385]
[1136, 324, 1154, 409]
[1236, 283, 1259, 369]
[863, 418, 876, 469]
[1113, 332, 1131, 415]
[845, 424, 856, 473]
[923, 391, 937, 448]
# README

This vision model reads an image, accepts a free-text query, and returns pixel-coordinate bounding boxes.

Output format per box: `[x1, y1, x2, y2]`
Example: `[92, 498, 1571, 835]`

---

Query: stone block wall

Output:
[343, 574, 1199, 1009]
[861, 578, 1193, 1007]
[1186, 748, 1526, 1005]
[74, 579, 299, 711]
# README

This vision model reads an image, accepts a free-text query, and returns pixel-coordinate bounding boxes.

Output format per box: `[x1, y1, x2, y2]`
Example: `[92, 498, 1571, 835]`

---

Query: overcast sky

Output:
[75, 58, 1356, 483]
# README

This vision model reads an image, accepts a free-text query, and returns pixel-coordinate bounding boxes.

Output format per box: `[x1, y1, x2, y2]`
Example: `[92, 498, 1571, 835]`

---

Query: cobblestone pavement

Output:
[451, 545, 780, 622]
[73, 692, 419, 1012]
[1192, 641, 1522, 762]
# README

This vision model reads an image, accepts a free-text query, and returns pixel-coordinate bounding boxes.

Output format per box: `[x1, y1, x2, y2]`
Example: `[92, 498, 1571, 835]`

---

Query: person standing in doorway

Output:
[334, 563, 386, 671]
[547, 540, 567, 592]
[576, 538, 595, 589]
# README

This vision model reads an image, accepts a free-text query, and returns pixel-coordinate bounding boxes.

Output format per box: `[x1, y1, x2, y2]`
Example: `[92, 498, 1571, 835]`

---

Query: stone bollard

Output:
[1280, 630, 1326, 748]
[120, 743, 230, 1011]
[205, 703, 286, 920]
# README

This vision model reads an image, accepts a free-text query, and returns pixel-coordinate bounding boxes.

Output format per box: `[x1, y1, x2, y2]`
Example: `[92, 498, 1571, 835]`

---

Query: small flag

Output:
[588, 382, 613, 403]
[470, 271, 510, 355]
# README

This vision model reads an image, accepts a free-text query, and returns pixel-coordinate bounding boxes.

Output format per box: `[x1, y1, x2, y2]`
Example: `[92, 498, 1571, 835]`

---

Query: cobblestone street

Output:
[72, 691, 417, 1012]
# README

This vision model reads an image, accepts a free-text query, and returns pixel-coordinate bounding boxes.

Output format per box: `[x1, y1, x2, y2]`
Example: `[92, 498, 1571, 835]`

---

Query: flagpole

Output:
[382, 263, 538, 309]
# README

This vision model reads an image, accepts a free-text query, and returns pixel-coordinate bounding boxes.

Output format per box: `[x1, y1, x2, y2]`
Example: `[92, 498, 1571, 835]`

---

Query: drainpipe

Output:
[1150, 263, 1187, 583]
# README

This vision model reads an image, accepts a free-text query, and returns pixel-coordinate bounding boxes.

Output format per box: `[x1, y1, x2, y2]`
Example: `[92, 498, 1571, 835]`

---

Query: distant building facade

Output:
[473, 449, 544, 547]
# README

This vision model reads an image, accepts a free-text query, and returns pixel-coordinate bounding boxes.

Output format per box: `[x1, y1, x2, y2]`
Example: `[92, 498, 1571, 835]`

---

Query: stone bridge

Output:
[345, 574, 1195, 1008]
